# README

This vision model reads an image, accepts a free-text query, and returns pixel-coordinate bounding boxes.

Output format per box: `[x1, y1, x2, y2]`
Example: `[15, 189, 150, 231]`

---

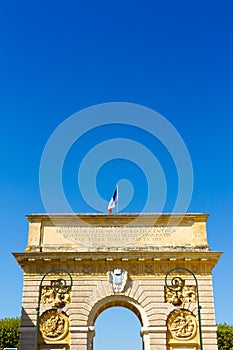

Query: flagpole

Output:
[116, 185, 118, 213]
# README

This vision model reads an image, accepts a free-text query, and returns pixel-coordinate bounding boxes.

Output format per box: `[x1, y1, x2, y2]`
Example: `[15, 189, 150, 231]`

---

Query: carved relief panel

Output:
[165, 285, 196, 306]
[41, 283, 71, 309]
[167, 309, 197, 341]
[39, 309, 69, 342]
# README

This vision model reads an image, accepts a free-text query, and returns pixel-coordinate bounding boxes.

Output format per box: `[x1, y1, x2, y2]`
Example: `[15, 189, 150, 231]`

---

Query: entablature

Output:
[13, 251, 222, 276]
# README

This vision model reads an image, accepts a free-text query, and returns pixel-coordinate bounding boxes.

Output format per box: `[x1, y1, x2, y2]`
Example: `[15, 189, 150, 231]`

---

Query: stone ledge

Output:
[141, 326, 167, 334]
[70, 326, 94, 333]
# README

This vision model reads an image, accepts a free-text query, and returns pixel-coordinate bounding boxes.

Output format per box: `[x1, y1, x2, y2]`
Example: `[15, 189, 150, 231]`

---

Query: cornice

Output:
[26, 213, 209, 225]
[13, 251, 222, 265]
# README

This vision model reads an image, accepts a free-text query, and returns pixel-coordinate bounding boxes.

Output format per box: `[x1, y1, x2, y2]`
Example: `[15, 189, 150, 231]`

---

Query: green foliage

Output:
[0, 318, 20, 350]
[217, 323, 233, 350]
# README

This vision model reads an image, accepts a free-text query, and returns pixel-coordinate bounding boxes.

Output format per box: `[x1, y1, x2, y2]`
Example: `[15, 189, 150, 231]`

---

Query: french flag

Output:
[108, 186, 118, 214]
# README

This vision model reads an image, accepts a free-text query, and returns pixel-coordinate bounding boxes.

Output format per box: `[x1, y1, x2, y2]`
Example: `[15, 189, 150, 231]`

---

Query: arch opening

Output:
[94, 306, 142, 350]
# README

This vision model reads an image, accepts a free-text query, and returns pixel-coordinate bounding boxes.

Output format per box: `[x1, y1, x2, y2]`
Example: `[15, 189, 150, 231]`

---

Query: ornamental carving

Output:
[107, 268, 128, 293]
[165, 285, 196, 306]
[25, 260, 211, 276]
[144, 264, 154, 274]
[168, 309, 197, 341]
[39, 309, 69, 341]
[41, 285, 71, 309]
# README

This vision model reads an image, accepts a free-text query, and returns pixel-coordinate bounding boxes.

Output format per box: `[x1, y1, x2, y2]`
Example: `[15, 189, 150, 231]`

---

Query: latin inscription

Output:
[55, 225, 177, 246]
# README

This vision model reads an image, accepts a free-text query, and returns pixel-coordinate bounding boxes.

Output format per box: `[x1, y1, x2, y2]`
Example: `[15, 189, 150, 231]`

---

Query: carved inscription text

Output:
[55, 225, 177, 246]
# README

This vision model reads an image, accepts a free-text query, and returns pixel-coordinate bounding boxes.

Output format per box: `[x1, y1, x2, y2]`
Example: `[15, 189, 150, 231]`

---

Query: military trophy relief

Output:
[41, 283, 71, 309]
[107, 268, 128, 293]
[165, 285, 196, 307]
[39, 282, 71, 344]
[165, 281, 199, 345]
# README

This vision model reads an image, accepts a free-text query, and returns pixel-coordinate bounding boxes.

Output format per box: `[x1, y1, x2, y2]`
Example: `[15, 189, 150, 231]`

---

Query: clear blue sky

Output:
[0, 0, 233, 344]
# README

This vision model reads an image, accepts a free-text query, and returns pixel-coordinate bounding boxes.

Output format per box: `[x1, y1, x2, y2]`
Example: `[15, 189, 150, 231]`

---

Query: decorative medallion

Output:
[39, 309, 69, 342]
[107, 268, 128, 293]
[168, 309, 197, 341]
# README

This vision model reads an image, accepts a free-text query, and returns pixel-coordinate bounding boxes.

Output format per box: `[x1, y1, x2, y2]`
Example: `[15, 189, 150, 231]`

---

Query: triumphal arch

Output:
[14, 213, 221, 350]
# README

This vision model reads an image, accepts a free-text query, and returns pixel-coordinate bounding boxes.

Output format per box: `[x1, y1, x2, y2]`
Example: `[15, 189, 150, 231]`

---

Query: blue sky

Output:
[0, 0, 233, 345]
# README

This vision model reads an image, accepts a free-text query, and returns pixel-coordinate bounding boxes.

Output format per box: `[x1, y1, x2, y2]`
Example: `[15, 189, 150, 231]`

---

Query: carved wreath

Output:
[168, 309, 197, 341]
[39, 309, 69, 342]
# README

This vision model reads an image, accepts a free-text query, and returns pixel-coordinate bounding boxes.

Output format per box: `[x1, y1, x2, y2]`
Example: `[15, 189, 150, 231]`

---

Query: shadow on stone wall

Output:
[19, 307, 35, 350]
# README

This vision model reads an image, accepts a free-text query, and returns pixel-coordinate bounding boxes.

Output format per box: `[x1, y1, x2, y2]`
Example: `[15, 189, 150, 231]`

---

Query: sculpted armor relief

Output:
[41, 285, 71, 308]
[165, 285, 196, 306]
[41, 286, 56, 304]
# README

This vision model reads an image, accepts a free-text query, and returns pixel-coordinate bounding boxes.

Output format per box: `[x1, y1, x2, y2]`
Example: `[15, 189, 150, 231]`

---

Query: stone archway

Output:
[88, 295, 145, 326]
[87, 295, 146, 350]
[14, 213, 221, 350]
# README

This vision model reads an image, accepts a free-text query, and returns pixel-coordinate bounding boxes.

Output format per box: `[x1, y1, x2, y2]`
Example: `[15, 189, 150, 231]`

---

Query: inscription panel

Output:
[42, 224, 193, 248]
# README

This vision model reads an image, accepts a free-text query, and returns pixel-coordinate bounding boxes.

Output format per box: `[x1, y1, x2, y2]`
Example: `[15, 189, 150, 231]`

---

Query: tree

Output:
[0, 318, 20, 350]
[217, 323, 233, 350]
